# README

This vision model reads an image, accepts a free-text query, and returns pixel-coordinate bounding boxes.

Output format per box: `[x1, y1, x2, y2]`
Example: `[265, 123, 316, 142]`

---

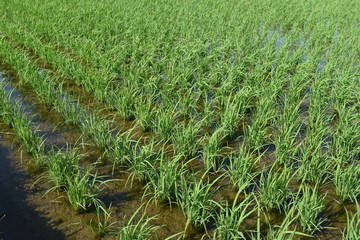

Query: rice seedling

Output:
[220, 87, 253, 138]
[134, 97, 156, 131]
[213, 192, 256, 240]
[144, 153, 188, 204]
[258, 167, 293, 211]
[202, 97, 217, 129]
[295, 185, 327, 234]
[128, 139, 158, 184]
[116, 204, 160, 240]
[108, 129, 133, 169]
[176, 173, 220, 232]
[172, 119, 201, 158]
[265, 204, 310, 240]
[249, 196, 310, 240]
[65, 167, 104, 212]
[177, 89, 197, 118]
[93, 201, 116, 237]
[333, 163, 360, 202]
[331, 104, 360, 165]
[227, 146, 261, 193]
[80, 112, 112, 151]
[274, 100, 302, 166]
[0, 81, 45, 165]
[2, 0, 360, 238]
[154, 107, 176, 142]
[112, 88, 136, 120]
[46, 145, 80, 189]
[343, 200, 360, 240]
[202, 127, 226, 172]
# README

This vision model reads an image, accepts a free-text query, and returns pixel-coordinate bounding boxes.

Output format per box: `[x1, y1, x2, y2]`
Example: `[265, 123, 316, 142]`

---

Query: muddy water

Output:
[0, 124, 65, 240]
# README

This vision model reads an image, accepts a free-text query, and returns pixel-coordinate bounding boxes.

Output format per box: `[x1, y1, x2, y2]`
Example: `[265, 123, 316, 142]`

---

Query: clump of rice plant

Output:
[155, 108, 176, 142]
[108, 129, 132, 169]
[213, 192, 256, 240]
[93, 202, 116, 237]
[202, 127, 226, 172]
[258, 167, 292, 211]
[128, 140, 158, 184]
[172, 119, 201, 158]
[0, 83, 45, 165]
[265, 204, 310, 240]
[296, 185, 327, 234]
[343, 201, 360, 240]
[176, 173, 219, 232]
[80, 113, 112, 151]
[220, 88, 253, 138]
[274, 100, 302, 166]
[227, 145, 261, 193]
[47, 145, 80, 189]
[116, 205, 159, 240]
[113, 88, 136, 120]
[144, 154, 187, 204]
[333, 164, 360, 202]
[65, 167, 105, 213]
[134, 97, 156, 131]
[297, 142, 332, 185]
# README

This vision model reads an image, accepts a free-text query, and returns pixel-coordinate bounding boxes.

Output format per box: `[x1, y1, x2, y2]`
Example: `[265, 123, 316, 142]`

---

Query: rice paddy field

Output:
[0, 0, 359, 239]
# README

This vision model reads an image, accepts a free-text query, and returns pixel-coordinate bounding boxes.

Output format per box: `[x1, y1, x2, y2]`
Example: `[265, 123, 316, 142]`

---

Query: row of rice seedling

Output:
[1, 0, 359, 238]
[0, 79, 45, 165]
[2, 22, 358, 239]
[1, 26, 358, 238]
[0, 36, 193, 238]
[0, 77, 106, 216]
[0, 38, 128, 236]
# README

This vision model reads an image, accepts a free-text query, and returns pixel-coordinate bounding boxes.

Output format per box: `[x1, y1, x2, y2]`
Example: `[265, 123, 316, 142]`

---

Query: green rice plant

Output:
[274, 100, 302, 166]
[243, 118, 270, 151]
[80, 113, 112, 151]
[155, 108, 176, 142]
[0, 84, 45, 165]
[331, 105, 360, 165]
[202, 127, 226, 172]
[249, 196, 310, 240]
[213, 192, 256, 240]
[259, 167, 292, 211]
[113, 88, 136, 120]
[116, 204, 159, 240]
[172, 119, 201, 158]
[108, 129, 133, 169]
[13, 117, 45, 163]
[65, 167, 104, 213]
[297, 144, 332, 185]
[202, 97, 217, 129]
[220, 88, 253, 138]
[177, 89, 197, 118]
[128, 140, 158, 184]
[265, 204, 310, 240]
[220, 98, 242, 139]
[296, 185, 327, 234]
[227, 146, 261, 193]
[47, 145, 80, 189]
[144, 153, 187, 204]
[343, 200, 360, 240]
[134, 97, 156, 131]
[55, 95, 85, 125]
[176, 173, 220, 232]
[333, 163, 360, 202]
[93, 201, 116, 237]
